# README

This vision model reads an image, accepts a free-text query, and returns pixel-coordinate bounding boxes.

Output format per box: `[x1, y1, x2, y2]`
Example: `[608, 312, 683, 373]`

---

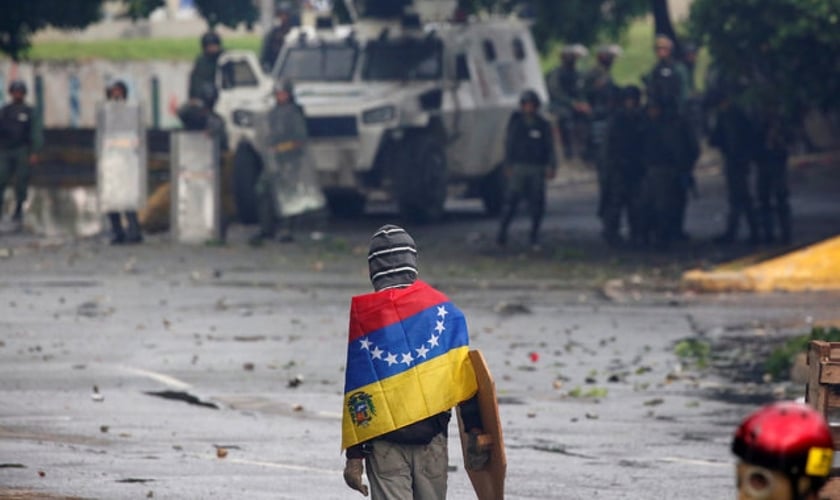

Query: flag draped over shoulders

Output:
[341, 280, 477, 450]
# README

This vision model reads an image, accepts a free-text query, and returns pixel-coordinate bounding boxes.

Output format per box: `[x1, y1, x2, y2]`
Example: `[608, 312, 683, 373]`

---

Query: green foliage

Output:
[123, 0, 166, 21]
[194, 0, 259, 29]
[463, 0, 649, 49]
[765, 327, 840, 380]
[0, 0, 105, 60]
[674, 338, 711, 369]
[689, 0, 840, 112]
[568, 386, 608, 398]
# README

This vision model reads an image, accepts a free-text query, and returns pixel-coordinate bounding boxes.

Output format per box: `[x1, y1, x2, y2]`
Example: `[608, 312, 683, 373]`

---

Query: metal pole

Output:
[151, 76, 161, 129]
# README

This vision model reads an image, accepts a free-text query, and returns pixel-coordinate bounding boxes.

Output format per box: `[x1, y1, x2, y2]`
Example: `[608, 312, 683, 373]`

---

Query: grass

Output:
[25, 35, 261, 61]
[23, 18, 708, 88]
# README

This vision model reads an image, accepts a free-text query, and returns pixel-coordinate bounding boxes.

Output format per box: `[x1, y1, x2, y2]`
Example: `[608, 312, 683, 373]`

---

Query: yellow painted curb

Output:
[683, 236, 840, 292]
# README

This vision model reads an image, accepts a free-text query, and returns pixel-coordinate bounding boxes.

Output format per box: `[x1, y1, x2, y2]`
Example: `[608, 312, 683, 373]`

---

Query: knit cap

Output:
[368, 225, 418, 291]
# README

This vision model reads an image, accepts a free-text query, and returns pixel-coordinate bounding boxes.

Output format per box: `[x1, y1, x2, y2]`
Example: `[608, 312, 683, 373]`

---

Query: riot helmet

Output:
[106, 80, 128, 100]
[201, 31, 223, 52]
[519, 89, 541, 108]
[732, 402, 833, 496]
[8, 80, 27, 95]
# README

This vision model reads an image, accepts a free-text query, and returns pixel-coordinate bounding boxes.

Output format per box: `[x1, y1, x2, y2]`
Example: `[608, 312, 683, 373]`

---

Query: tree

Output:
[124, 0, 166, 21]
[0, 0, 105, 60]
[194, 0, 259, 29]
[690, 0, 840, 113]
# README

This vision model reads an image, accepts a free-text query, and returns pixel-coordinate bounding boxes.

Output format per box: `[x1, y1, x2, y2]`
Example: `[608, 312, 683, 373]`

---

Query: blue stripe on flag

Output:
[344, 302, 469, 393]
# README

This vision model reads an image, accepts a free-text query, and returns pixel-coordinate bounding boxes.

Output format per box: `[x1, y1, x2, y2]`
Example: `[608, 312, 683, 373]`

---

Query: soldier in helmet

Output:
[177, 82, 228, 152]
[103, 80, 143, 245]
[259, 1, 297, 73]
[189, 31, 223, 100]
[732, 402, 834, 500]
[583, 45, 621, 220]
[249, 79, 308, 246]
[496, 89, 556, 249]
[0, 80, 43, 232]
[545, 44, 588, 160]
[601, 85, 646, 247]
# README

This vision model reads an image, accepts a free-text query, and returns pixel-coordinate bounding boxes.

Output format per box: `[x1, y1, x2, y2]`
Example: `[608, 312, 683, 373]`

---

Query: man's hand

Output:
[465, 429, 491, 470]
[28, 154, 39, 166]
[343, 458, 369, 496]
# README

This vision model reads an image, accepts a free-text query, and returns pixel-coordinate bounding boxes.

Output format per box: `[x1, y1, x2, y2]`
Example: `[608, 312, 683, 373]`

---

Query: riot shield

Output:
[254, 111, 326, 218]
[170, 131, 223, 244]
[96, 102, 147, 212]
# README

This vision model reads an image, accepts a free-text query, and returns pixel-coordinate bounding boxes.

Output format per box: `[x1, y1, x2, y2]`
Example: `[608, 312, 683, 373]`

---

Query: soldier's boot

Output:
[746, 209, 760, 246]
[125, 212, 143, 244]
[11, 202, 23, 233]
[714, 212, 738, 245]
[759, 210, 775, 244]
[778, 206, 792, 245]
[108, 213, 126, 245]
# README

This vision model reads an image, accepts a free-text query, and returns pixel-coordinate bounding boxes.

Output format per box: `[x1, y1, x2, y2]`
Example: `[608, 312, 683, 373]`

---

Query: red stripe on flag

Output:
[348, 281, 448, 342]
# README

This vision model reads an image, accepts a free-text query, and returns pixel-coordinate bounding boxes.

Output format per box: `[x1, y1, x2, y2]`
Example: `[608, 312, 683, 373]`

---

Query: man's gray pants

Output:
[365, 433, 448, 500]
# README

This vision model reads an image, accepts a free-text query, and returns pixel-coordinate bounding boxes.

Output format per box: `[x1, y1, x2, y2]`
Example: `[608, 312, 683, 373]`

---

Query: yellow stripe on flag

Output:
[342, 346, 477, 449]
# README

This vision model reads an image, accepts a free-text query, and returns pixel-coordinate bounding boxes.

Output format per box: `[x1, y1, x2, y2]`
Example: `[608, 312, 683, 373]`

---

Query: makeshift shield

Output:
[170, 131, 223, 244]
[254, 111, 325, 217]
[96, 102, 147, 212]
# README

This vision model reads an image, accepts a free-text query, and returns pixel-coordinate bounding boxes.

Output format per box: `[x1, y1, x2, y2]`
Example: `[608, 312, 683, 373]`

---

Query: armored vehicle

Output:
[216, 0, 548, 222]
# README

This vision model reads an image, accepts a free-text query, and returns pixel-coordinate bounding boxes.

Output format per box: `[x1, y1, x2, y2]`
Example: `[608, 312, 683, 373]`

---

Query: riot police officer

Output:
[583, 45, 621, 219]
[709, 92, 759, 245]
[0, 80, 42, 232]
[639, 96, 699, 250]
[545, 44, 588, 160]
[601, 85, 646, 246]
[259, 2, 296, 73]
[189, 31, 223, 100]
[754, 107, 792, 244]
[103, 80, 143, 244]
[249, 80, 308, 246]
[496, 90, 556, 249]
[178, 82, 228, 152]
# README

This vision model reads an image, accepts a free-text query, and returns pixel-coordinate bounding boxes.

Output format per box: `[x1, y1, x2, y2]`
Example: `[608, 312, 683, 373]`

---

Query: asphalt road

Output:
[1, 159, 839, 499]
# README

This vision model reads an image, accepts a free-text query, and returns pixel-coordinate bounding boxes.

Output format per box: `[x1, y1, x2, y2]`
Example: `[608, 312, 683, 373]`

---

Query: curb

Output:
[683, 236, 840, 293]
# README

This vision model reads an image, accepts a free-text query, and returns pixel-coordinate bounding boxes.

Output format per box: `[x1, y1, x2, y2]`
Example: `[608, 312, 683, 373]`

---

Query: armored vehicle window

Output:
[220, 59, 260, 89]
[277, 45, 358, 82]
[512, 38, 526, 61]
[482, 40, 497, 62]
[362, 38, 443, 81]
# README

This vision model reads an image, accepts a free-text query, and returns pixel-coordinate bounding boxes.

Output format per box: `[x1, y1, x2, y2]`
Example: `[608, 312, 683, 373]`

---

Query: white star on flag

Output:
[428, 333, 440, 348]
[435, 320, 445, 334]
[401, 352, 414, 365]
[385, 352, 398, 366]
[359, 338, 372, 350]
[437, 306, 448, 318]
[371, 346, 384, 359]
[415, 345, 430, 359]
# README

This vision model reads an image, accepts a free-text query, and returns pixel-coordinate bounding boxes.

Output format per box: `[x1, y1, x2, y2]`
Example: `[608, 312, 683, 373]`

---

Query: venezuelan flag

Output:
[341, 281, 478, 450]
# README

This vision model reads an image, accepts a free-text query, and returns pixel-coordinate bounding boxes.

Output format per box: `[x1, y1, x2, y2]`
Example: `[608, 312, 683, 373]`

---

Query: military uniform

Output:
[253, 101, 308, 240]
[188, 32, 223, 99]
[0, 89, 42, 228]
[583, 65, 619, 219]
[754, 112, 792, 243]
[545, 55, 584, 159]
[601, 93, 646, 245]
[709, 102, 759, 244]
[497, 101, 556, 247]
[640, 107, 699, 249]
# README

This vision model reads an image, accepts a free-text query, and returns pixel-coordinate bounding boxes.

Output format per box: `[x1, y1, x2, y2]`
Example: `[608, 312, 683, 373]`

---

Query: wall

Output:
[0, 60, 193, 129]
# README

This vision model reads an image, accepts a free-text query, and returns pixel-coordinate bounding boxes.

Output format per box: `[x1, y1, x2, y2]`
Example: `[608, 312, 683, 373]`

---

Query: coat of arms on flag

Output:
[341, 280, 478, 450]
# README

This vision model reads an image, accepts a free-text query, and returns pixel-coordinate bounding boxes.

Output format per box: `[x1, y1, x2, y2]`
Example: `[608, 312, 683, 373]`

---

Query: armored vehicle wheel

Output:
[479, 165, 506, 216]
[396, 134, 447, 223]
[326, 190, 367, 218]
[232, 141, 262, 224]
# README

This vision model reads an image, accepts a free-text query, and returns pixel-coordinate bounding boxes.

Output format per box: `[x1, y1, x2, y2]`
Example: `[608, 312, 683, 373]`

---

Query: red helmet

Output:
[732, 402, 834, 480]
